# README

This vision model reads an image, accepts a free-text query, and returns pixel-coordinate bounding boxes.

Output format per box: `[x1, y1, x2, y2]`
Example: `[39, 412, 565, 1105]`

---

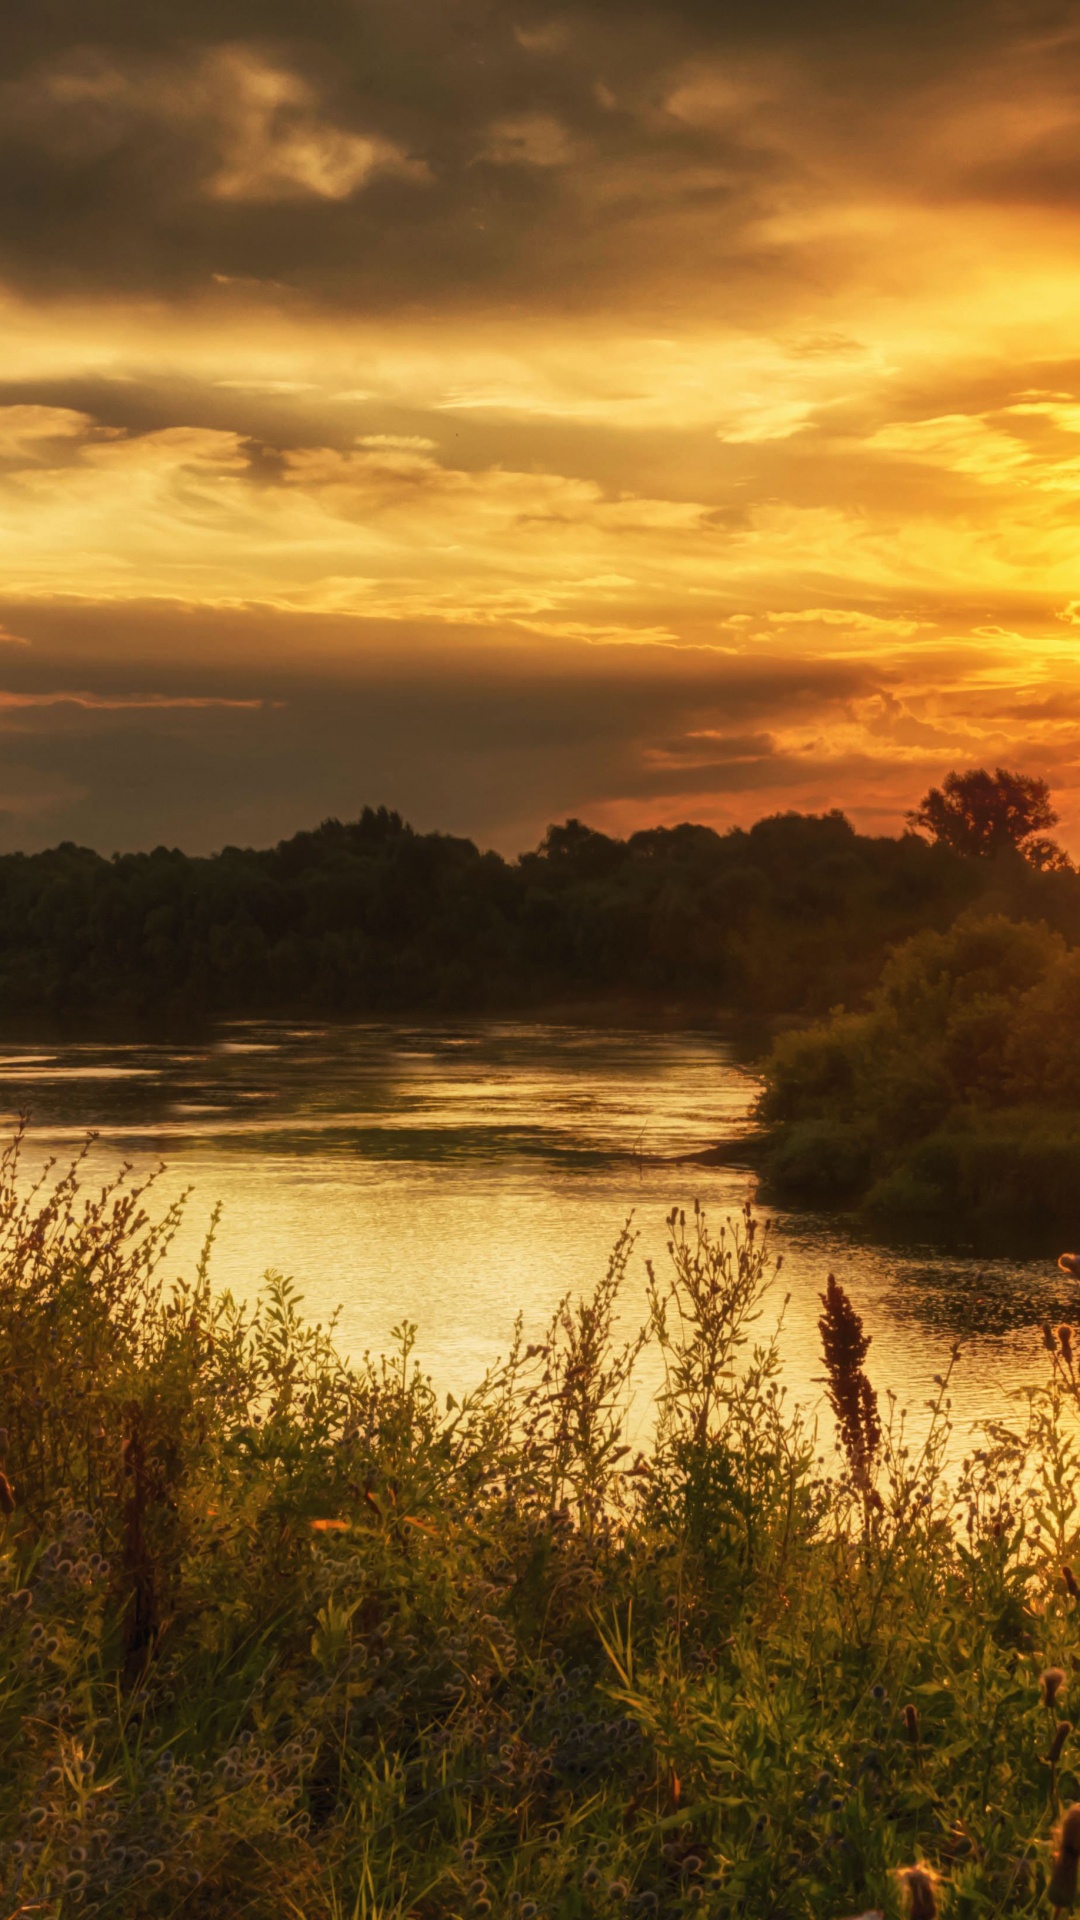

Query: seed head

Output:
[1065, 1566, 1080, 1601]
[896, 1864, 939, 1920]
[1051, 1721, 1071, 1765]
[0, 1471, 15, 1516]
[1059, 1254, 1080, 1279]
[903, 1703, 920, 1742]
[1043, 1668, 1067, 1709]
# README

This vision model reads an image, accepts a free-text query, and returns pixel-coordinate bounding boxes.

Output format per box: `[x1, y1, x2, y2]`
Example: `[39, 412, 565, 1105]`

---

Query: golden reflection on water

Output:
[1, 1021, 1068, 1457]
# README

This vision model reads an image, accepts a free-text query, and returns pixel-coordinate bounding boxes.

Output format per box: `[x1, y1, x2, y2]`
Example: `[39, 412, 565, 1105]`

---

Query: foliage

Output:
[906, 767, 1070, 869]
[4, 802, 1080, 1028]
[758, 913, 1080, 1224]
[3, 1138, 1080, 1917]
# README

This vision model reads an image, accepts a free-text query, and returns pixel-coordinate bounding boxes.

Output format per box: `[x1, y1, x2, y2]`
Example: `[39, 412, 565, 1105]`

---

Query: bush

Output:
[759, 913, 1080, 1225]
[864, 1110, 1080, 1229]
[761, 1118, 873, 1202]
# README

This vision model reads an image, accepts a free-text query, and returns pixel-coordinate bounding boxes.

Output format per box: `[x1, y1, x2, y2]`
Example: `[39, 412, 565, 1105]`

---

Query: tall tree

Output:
[906, 766, 1069, 864]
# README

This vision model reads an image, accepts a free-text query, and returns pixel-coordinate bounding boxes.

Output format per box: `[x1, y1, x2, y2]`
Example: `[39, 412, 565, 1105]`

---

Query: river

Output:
[0, 1020, 1071, 1449]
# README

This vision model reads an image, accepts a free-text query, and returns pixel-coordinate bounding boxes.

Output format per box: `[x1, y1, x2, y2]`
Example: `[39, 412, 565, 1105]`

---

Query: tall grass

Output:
[0, 1129, 1077, 1918]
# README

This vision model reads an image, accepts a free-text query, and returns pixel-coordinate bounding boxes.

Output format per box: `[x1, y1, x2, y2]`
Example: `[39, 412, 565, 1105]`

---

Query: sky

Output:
[4, 0, 1080, 855]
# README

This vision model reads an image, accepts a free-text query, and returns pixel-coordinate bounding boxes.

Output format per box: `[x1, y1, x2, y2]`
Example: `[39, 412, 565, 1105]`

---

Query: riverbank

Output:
[3, 1139, 1080, 1918]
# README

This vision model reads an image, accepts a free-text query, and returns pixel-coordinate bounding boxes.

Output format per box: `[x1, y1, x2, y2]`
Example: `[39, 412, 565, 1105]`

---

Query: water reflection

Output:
[0, 1022, 1068, 1446]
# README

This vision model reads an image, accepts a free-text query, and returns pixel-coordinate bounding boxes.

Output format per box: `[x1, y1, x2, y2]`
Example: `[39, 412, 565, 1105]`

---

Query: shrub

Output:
[762, 1118, 874, 1202]
[759, 913, 1080, 1223]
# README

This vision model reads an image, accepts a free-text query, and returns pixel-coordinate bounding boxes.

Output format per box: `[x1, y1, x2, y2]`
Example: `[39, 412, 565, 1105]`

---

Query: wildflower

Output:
[583, 1867, 602, 1888]
[1043, 1668, 1067, 1709]
[681, 1857, 702, 1875]
[1046, 1323, 1059, 1354]
[1062, 1327, 1075, 1367]
[896, 1864, 939, 1919]
[64, 1870, 87, 1892]
[1059, 1254, 1080, 1279]
[460, 1838, 479, 1863]
[1050, 1721, 1070, 1765]
[1064, 1567, 1080, 1601]
[818, 1276, 881, 1503]
[520, 1904, 539, 1919]
[903, 1703, 920, 1742]
[607, 1882, 629, 1902]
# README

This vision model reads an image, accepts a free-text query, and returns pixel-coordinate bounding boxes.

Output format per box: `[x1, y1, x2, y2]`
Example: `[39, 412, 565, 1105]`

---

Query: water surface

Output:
[1, 1022, 1070, 1447]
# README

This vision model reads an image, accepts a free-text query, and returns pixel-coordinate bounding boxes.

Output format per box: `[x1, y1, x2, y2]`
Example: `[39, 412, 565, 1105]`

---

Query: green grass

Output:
[2, 1128, 1080, 1918]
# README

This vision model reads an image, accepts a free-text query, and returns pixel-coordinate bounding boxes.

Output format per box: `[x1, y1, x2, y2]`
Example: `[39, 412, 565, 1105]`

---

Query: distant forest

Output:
[3, 804, 1080, 1029]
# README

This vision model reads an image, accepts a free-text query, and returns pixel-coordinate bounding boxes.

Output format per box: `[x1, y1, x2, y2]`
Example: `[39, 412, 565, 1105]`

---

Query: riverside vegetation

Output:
[5, 1135, 1080, 1917]
[753, 768, 1080, 1231]
[757, 913, 1080, 1230]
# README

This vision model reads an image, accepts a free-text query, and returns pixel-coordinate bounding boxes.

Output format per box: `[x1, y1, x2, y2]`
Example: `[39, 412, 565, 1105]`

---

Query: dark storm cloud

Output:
[0, 596, 876, 853]
[0, 0, 1058, 308]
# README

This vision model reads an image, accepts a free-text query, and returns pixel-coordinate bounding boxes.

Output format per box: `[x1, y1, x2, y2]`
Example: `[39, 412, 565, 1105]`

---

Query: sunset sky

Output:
[5, 0, 1080, 853]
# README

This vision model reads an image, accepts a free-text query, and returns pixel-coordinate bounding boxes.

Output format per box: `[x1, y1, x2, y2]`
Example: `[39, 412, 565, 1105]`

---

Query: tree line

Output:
[1, 766, 1078, 1027]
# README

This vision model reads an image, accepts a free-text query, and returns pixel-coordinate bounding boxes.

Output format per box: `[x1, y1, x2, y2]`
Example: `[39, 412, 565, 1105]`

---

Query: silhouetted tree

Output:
[906, 766, 1069, 865]
[0, 802, 1075, 1027]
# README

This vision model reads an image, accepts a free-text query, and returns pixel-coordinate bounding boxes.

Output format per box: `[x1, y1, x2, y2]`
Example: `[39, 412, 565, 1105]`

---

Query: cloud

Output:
[0, 690, 264, 711]
[3, 2, 1080, 850]
[481, 114, 576, 168]
[3, 45, 430, 208]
